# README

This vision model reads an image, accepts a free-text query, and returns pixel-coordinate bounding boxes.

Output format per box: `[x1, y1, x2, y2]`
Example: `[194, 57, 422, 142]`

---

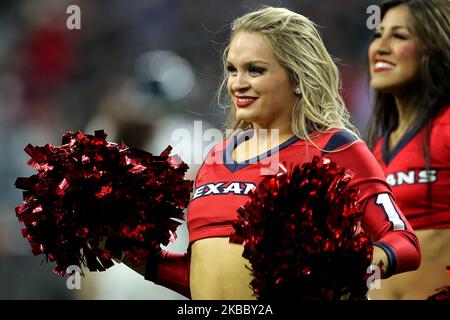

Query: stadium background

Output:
[0, 0, 377, 299]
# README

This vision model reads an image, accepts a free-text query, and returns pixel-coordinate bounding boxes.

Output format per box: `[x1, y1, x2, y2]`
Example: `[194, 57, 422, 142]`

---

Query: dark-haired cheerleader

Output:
[366, 0, 450, 300]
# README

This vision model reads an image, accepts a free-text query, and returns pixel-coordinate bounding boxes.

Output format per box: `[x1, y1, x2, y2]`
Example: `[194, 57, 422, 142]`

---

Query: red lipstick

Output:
[236, 96, 258, 108]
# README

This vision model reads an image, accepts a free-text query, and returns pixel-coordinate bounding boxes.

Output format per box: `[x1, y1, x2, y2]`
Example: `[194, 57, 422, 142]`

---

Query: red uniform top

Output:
[187, 129, 420, 276]
[372, 106, 450, 230]
[148, 129, 421, 299]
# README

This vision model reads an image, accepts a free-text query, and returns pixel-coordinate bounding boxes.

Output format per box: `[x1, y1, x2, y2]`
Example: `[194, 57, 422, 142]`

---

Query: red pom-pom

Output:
[428, 287, 450, 300]
[427, 266, 450, 300]
[230, 156, 373, 300]
[14, 130, 193, 276]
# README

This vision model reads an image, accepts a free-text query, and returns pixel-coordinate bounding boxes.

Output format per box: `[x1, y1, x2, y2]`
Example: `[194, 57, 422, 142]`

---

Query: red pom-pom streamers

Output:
[427, 266, 450, 300]
[230, 156, 373, 300]
[15, 130, 193, 276]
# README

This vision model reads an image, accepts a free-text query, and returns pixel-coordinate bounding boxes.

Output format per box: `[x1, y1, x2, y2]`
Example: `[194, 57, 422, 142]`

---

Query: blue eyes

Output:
[226, 65, 265, 75]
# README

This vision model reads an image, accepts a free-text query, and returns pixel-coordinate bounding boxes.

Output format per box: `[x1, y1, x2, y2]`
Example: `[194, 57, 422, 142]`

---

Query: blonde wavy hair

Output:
[218, 6, 360, 147]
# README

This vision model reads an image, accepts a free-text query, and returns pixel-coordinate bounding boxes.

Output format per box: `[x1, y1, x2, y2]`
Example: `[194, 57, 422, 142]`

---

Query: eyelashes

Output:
[371, 32, 381, 41]
[248, 66, 265, 75]
[371, 31, 409, 41]
[226, 65, 266, 75]
[393, 33, 408, 40]
[226, 65, 236, 73]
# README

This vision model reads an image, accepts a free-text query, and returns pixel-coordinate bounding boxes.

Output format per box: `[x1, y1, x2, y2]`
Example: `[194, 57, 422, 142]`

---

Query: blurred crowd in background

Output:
[0, 0, 376, 299]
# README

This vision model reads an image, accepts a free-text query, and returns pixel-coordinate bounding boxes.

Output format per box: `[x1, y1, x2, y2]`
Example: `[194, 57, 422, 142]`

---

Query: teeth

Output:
[237, 98, 254, 102]
[375, 62, 394, 69]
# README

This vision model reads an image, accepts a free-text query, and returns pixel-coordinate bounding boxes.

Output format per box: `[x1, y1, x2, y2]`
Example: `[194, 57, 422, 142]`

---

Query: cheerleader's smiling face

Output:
[369, 5, 423, 94]
[226, 31, 297, 132]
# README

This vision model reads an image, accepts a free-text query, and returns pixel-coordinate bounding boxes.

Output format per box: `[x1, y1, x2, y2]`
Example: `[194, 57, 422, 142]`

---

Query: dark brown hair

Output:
[366, 0, 450, 149]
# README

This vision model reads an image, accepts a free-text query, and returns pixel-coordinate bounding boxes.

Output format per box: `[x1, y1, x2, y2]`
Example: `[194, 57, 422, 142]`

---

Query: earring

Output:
[294, 87, 301, 96]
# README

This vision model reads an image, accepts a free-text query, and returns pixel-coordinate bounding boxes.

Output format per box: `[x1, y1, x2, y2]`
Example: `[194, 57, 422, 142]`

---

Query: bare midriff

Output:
[190, 237, 256, 300]
[369, 228, 450, 300]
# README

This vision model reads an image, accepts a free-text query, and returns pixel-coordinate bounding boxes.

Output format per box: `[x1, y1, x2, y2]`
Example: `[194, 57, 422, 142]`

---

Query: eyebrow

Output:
[226, 60, 270, 66]
[376, 25, 411, 32]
